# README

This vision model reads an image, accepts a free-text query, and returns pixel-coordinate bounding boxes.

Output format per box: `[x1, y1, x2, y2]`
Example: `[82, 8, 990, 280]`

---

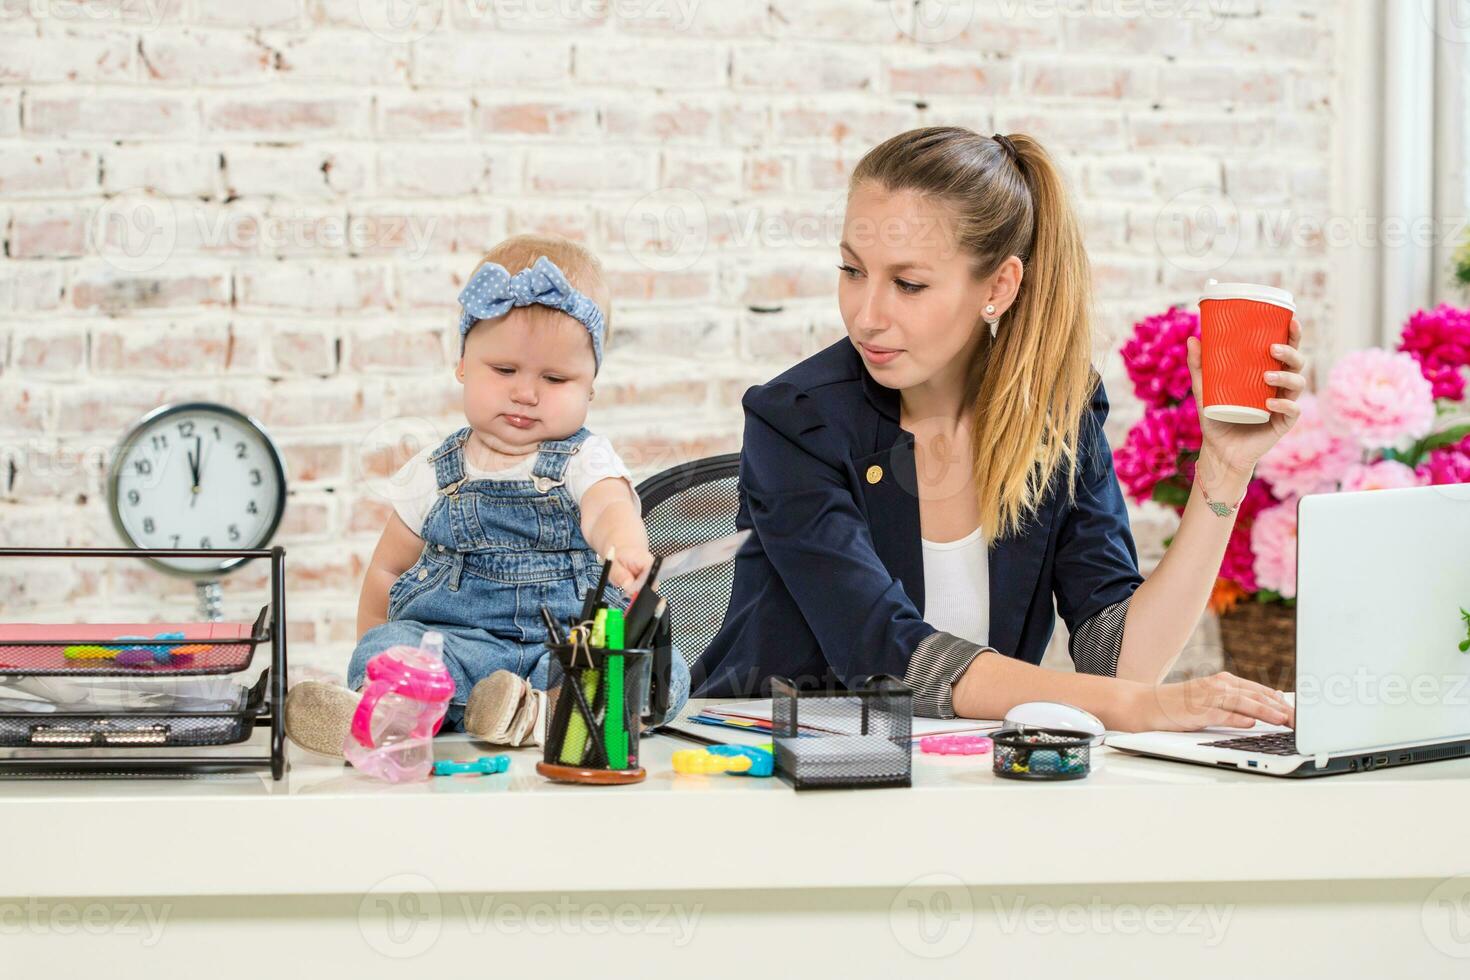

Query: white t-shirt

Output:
[389, 433, 639, 538]
[920, 526, 990, 647]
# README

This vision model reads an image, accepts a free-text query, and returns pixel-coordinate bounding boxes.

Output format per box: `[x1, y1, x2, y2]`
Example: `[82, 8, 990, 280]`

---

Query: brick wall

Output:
[0, 0, 1341, 680]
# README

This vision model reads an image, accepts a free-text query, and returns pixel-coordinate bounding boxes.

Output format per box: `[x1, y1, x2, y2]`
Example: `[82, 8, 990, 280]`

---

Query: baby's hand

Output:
[609, 546, 654, 594]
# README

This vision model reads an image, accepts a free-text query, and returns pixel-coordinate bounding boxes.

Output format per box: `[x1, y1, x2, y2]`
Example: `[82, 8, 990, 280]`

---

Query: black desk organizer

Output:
[769, 675, 913, 790]
[0, 547, 288, 780]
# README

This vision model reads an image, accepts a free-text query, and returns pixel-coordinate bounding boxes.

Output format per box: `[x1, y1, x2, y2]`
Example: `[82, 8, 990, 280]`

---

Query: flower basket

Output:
[1217, 600, 1295, 692]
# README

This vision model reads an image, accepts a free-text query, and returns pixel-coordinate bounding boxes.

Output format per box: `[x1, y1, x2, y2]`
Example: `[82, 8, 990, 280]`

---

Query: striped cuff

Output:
[906, 631, 992, 719]
[1068, 596, 1132, 677]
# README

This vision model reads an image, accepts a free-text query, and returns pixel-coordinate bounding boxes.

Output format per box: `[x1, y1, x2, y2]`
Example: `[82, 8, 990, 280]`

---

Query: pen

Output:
[579, 546, 616, 624]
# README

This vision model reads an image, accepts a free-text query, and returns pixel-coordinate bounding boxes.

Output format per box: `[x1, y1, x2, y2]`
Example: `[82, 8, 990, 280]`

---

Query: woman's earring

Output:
[984, 304, 999, 339]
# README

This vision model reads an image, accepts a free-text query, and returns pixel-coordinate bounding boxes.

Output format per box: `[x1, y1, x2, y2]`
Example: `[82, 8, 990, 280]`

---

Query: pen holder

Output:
[536, 641, 654, 785]
[991, 728, 1093, 780]
[769, 675, 913, 790]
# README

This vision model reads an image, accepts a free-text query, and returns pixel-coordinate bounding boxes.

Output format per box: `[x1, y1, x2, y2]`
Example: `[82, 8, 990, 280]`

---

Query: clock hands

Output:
[187, 436, 202, 507]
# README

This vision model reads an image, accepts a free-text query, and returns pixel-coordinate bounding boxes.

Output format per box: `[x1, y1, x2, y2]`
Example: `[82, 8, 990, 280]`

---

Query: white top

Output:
[388, 432, 638, 537]
[920, 525, 989, 647]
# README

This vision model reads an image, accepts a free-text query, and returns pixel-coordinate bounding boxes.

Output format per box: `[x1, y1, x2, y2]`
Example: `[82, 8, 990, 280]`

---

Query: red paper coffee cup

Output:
[1198, 280, 1295, 424]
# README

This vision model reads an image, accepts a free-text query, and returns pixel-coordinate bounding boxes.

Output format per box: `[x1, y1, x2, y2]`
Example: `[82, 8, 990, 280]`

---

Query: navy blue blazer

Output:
[692, 338, 1145, 699]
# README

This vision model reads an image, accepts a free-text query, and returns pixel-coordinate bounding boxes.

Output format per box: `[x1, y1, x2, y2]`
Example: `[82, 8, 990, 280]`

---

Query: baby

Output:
[285, 234, 691, 755]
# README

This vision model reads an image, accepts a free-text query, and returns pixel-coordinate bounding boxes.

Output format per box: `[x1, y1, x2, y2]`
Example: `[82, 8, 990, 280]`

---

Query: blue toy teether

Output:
[432, 755, 512, 777]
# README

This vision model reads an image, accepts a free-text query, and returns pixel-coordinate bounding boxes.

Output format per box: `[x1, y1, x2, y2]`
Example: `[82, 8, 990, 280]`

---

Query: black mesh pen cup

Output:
[991, 728, 1093, 780]
[770, 675, 913, 790]
[537, 641, 653, 785]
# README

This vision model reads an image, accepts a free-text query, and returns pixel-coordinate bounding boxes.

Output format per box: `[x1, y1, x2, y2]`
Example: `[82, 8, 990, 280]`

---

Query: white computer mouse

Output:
[1004, 700, 1106, 738]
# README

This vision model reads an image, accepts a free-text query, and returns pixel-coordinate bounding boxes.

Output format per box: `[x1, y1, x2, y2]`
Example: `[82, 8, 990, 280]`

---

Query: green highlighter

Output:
[604, 608, 628, 770]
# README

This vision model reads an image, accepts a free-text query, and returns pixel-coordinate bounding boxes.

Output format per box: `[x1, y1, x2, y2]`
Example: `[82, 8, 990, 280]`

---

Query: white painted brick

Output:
[413, 34, 570, 87]
[139, 29, 274, 84]
[25, 93, 197, 139]
[771, 0, 906, 44]
[0, 147, 99, 197]
[0, 27, 135, 83]
[0, 89, 18, 136]
[223, 145, 370, 197]
[525, 147, 653, 194]
[271, 31, 410, 85]
[1021, 57, 1154, 101]
[995, 108, 1127, 152]
[376, 93, 471, 139]
[0, 263, 66, 312]
[195, 0, 302, 28]
[732, 44, 875, 93]
[574, 40, 726, 90]
[614, 1, 766, 37]
[235, 262, 391, 314]
[102, 145, 220, 197]
[377, 146, 514, 197]
[203, 95, 369, 138]
[887, 54, 1016, 98]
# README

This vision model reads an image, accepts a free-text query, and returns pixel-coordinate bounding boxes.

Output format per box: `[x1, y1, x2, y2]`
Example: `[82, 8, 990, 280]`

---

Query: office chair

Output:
[635, 453, 741, 669]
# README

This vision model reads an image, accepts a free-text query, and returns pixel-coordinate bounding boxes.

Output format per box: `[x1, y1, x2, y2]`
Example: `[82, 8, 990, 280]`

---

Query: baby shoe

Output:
[465, 671, 546, 747]
[283, 680, 360, 758]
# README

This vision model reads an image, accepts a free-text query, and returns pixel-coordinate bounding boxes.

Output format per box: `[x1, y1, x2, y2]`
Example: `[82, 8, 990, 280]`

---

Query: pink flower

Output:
[1114, 397, 1202, 504]
[1321, 348, 1436, 450]
[1121, 306, 1198, 409]
[1398, 304, 1470, 401]
[1250, 498, 1300, 599]
[1340, 459, 1425, 492]
[1217, 479, 1276, 593]
[1417, 434, 1470, 486]
[1255, 393, 1360, 499]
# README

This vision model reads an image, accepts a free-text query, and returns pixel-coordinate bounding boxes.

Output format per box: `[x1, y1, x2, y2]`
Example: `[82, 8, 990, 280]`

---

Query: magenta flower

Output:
[1417, 434, 1470, 486]
[1121, 306, 1198, 409]
[1114, 397, 1202, 504]
[1321, 348, 1436, 450]
[1217, 479, 1276, 593]
[1251, 498, 1300, 599]
[1340, 459, 1425, 492]
[1398, 304, 1470, 401]
[1255, 393, 1360, 499]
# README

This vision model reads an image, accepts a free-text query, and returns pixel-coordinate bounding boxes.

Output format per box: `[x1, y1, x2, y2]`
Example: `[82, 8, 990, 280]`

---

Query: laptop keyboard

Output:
[1200, 730, 1299, 755]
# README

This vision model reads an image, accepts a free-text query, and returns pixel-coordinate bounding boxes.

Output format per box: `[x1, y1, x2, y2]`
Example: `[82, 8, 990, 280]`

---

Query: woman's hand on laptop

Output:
[1124, 672, 1294, 732]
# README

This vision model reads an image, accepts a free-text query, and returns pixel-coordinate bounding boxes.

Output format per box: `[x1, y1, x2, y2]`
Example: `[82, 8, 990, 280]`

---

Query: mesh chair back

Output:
[636, 454, 742, 669]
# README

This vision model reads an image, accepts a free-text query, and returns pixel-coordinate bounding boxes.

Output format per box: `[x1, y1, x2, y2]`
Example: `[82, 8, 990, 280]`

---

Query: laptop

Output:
[1107, 482, 1470, 777]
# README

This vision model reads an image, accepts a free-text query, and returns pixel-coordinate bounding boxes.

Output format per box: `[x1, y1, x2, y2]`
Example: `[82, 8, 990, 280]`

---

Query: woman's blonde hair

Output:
[850, 126, 1097, 543]
[465, 233, 613, 346]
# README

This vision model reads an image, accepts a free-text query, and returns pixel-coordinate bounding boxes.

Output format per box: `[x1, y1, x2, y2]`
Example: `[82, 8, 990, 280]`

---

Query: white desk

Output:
[3, 699, 1470, 977]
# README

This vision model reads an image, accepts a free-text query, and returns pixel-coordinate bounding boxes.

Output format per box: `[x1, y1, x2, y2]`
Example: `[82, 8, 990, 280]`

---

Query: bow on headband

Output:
[457, 255, 606, 371]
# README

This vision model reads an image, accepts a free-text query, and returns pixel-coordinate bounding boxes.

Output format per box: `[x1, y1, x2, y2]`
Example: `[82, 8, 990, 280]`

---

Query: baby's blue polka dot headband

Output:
[457, 255, 606, 372]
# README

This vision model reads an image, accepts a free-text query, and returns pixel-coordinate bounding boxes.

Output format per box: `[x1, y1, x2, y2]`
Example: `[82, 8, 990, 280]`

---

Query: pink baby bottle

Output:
[343, 631, 455, 782]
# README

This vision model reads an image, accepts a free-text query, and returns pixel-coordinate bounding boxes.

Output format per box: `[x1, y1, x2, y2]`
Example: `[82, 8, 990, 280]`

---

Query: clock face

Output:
[110, 403, 286, 576]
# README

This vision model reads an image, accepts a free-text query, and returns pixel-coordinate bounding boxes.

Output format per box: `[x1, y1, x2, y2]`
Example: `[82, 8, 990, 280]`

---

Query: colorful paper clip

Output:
[918, 734, 993, 756]
[432, 755, 511, 777]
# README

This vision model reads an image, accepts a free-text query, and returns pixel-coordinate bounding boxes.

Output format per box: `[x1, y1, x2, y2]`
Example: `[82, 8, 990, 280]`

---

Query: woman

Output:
[692, 127, 1304, 732]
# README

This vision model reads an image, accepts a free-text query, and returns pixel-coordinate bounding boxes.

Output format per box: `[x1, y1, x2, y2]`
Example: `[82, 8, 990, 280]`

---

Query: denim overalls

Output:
[347, 425, 690, 731]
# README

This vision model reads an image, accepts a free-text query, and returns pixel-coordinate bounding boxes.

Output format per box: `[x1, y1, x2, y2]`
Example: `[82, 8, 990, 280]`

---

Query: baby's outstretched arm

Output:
[579, 477, 653, 593]
[357, 512, 426, 640]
